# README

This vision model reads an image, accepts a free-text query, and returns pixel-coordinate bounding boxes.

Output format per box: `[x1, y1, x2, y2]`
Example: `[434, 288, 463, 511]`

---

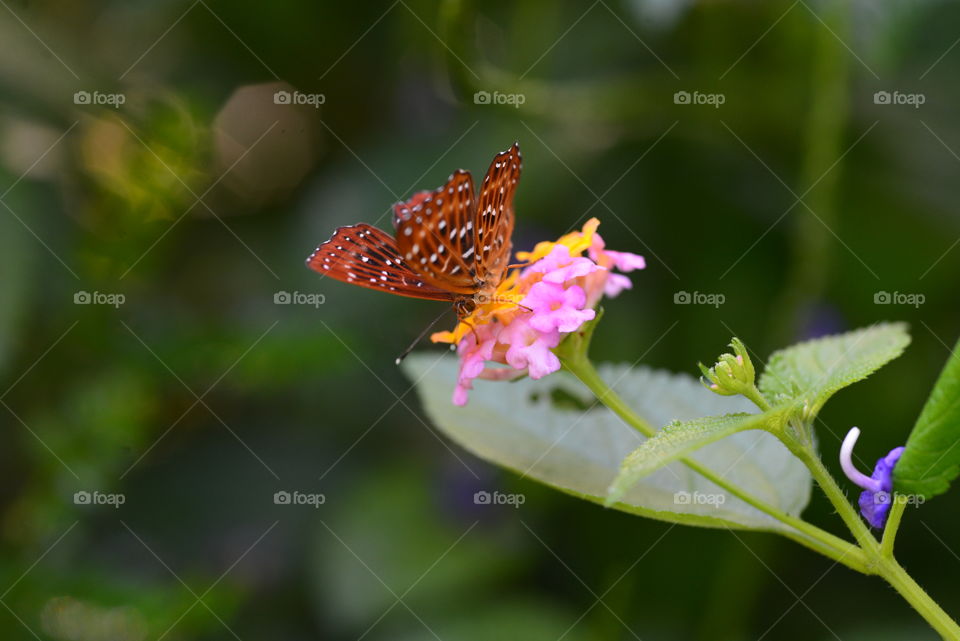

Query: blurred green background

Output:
[1, 0, 959, 639]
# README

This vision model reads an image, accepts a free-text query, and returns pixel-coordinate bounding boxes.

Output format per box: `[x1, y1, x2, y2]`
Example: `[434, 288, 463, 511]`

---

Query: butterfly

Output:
[306, 143, 522, 320]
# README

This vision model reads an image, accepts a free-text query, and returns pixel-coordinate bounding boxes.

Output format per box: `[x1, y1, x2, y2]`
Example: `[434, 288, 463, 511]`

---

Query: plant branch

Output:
[559, 348, 869, 573]
[790, 435, 960, 639]
[880, 494, 908, 559]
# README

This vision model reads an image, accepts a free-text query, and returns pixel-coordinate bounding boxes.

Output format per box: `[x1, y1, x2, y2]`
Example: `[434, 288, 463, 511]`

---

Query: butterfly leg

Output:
[457, 316, 481, 346]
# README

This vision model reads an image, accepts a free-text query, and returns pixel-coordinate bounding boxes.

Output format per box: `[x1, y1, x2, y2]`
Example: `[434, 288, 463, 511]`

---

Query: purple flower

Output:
[840, 427, 905, 529]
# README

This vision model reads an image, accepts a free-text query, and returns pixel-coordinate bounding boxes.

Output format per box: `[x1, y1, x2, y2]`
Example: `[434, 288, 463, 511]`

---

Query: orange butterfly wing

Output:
[307, 143, 522, 304]
[393, 170, 478, 295]
[474, 142, 521, 288]
[306, 224, 456, 301]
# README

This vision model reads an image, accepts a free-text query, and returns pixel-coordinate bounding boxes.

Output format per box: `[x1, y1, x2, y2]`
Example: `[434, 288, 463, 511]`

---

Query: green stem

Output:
[560, 350, 868, 573]
[792, 443, 879, 554]
[879, 560, 960, 640]
[558, 317, 959, 636]
[793, 440, 960, 639]
[880, 494, 909, 559]
[742, 384, 772, 412]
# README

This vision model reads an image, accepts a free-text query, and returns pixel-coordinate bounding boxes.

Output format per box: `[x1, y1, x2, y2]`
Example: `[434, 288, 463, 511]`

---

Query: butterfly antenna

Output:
[395, 307, 453, 365]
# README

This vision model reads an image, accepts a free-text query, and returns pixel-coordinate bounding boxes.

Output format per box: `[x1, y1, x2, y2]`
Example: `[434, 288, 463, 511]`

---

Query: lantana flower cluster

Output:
[431, 218, 645, 405]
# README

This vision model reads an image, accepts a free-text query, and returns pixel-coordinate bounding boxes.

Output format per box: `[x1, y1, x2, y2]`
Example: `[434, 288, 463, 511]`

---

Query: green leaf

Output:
[607, 410, 785, 505]
[894, 334, 960, 498]
[402, 354, 811, 533]
[758, 323, 910, 415]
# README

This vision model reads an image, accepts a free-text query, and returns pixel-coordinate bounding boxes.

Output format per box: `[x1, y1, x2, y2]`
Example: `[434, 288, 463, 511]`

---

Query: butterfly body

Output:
[307, 143, 522, 321]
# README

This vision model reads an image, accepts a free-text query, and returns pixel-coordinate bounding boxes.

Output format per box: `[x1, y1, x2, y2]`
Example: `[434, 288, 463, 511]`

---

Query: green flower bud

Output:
[698, 338, 766, 410]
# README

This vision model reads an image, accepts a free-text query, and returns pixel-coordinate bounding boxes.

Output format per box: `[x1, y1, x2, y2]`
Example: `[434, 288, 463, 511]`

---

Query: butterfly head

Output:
[454, 297, 477, 319]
